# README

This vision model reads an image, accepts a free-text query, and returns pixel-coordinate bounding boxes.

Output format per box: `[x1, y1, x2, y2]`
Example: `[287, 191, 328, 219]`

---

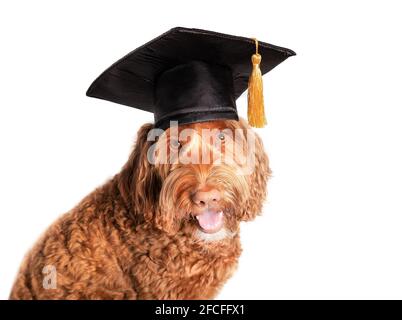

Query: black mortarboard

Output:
[86, 27, 295, 129]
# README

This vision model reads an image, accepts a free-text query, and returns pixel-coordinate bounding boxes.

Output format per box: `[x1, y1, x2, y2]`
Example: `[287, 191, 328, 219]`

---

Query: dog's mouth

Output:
[195, 209, 224, 234]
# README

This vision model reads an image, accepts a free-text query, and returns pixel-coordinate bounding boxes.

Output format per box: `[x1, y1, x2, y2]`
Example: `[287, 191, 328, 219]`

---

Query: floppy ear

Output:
[117, 123, 162, 223]
[238, 118, 271, 221]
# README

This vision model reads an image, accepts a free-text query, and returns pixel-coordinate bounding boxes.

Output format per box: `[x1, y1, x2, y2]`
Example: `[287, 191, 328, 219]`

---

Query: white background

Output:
[1, 0, 402, 299]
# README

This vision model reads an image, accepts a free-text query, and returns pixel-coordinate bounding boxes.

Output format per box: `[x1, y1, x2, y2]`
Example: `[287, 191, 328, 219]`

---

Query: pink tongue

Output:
[196, 210, 223, 232]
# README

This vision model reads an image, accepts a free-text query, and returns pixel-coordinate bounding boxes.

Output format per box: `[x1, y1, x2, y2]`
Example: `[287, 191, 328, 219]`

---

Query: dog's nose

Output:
[192, 188, 221, 207]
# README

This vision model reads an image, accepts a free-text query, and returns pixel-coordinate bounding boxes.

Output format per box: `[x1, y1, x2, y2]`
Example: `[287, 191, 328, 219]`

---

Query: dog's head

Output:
[118, 118, 270, 241]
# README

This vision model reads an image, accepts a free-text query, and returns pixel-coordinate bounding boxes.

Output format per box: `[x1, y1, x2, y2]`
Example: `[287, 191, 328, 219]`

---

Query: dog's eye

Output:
[170, 140, 181, 149]
[217, 132, 225, 141]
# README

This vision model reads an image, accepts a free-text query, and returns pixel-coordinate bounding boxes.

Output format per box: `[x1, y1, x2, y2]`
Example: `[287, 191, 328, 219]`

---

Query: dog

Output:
[9, 118, 269, 299]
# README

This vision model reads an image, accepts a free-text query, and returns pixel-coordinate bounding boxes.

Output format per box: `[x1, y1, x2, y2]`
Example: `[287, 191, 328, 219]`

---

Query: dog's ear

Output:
[118, 123, 162, 223]
[238, 118, 271, 221]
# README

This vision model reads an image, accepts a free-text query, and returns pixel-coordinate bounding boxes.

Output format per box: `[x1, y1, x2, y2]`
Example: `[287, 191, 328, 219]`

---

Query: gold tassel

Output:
[247, 38, 267, 128]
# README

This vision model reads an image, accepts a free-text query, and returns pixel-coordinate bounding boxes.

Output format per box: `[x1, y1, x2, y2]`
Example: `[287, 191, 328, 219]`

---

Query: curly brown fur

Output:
[9, 118, 270, 300]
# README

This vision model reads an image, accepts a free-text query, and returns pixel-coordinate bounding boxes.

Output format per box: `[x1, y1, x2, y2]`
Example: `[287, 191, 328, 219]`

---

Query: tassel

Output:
[247, 38, 267, 128]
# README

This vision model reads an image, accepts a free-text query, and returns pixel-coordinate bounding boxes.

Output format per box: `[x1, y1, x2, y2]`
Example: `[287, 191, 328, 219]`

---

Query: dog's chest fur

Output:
[124, 224, 242, 299]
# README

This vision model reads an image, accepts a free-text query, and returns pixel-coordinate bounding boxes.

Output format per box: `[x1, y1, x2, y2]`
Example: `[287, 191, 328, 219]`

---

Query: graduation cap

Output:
[86, 27, 295, 129]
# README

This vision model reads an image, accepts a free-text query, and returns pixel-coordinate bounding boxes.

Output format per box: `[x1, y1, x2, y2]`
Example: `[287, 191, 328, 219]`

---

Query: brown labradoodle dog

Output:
[10, 118, 270, 299]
